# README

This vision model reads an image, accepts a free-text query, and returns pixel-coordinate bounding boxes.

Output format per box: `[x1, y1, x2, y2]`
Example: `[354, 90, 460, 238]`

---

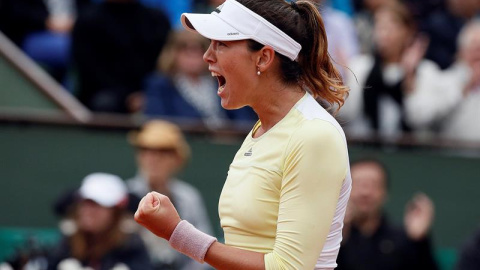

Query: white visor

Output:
[181, 0, 302, 61]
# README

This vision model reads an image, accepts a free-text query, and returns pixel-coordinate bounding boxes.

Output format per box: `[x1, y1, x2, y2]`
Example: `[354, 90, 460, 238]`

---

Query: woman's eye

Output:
[211, 40, 226, 51]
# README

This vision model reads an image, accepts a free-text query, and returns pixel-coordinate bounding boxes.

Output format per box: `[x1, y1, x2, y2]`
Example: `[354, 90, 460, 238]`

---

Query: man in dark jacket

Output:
[337, 158, 438, 270]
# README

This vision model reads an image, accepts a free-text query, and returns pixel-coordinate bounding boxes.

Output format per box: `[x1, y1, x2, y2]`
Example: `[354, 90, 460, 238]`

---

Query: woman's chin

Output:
[220, 99, 235, 110]
[220, 101, 231, 110]
[222, 101, 246, 111]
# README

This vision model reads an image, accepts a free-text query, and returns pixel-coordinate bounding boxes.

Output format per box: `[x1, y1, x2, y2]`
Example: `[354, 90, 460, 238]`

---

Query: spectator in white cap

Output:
[126, 120, 212, 270]
[46, 173, 153, 270]
[134, 0, 352, 269]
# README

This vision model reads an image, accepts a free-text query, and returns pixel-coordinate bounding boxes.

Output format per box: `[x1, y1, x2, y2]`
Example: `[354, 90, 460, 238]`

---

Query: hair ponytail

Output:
[293, 1, 348, 114]
[240, 0, 349, 114]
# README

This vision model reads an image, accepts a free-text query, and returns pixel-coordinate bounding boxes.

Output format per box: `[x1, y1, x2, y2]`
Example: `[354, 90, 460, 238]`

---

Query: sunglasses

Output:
[136, 147, 177, 155]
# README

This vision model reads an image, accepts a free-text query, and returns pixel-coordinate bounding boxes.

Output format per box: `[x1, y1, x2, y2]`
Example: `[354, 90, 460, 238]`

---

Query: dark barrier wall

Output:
[0, 123, 240, 236]
[1, 122, 479, 252]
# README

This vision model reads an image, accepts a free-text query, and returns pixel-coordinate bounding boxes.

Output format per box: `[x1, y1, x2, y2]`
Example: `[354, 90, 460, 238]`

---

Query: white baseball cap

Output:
[78, 173, 128, 208]
[181, 0, 302, 61]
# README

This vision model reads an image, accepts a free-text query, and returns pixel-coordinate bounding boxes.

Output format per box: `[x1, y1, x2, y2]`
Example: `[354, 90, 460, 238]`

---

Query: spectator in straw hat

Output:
[126, 120, 212, 270]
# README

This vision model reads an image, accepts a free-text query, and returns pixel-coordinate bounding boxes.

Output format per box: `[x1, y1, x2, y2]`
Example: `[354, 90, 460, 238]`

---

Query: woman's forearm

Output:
[204, 242, 265, 270]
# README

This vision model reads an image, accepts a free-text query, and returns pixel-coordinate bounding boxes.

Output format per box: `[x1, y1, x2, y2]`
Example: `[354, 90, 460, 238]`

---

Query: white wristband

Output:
[169, 220, 217, 263]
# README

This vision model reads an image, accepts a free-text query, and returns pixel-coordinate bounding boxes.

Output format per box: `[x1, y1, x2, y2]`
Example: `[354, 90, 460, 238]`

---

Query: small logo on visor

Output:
[227, 32, 240, 36]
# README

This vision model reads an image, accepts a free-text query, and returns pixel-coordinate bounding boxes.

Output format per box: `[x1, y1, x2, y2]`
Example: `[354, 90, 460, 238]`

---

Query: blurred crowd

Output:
[338, 0, 480, 143]
[0, 0, 480, 269]
[0, 0, 479, 141]
[0, 0, 255, 130]
[1, 120, 479, 270]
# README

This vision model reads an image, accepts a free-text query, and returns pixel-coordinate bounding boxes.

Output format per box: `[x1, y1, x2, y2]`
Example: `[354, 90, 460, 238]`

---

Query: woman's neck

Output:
[252, 84, 304, 137]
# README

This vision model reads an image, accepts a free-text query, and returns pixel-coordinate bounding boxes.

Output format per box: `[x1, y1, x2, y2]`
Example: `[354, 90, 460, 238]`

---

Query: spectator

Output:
[47, 173, 153, 270]
[72, 0, 171, 113]
[405, 19, 480, 142]
[353, 0, 396, 55]
[0, 0, 91, 85]
[420, 0, 480, 69]
[144, 30, 256, 129]
[126, 120, 213, 270]
[337, 158, 438, 270]
[339, 1, 440, 139]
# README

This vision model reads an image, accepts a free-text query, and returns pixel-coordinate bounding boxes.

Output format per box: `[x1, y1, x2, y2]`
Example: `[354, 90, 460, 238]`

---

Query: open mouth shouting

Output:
[211, 71, 226, 94]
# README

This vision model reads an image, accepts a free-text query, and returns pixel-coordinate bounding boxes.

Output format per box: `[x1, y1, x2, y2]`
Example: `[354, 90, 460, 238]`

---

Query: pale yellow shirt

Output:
[219, 93, 352, 270]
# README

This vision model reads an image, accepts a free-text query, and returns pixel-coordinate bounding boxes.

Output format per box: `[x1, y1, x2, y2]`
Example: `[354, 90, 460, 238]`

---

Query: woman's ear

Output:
[256, 45, 276, 72]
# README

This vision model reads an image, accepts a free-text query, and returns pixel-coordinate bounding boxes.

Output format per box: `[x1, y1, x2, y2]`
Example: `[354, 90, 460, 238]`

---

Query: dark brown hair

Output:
[238, 0, 349, 113]
[70, 205, 126, 260]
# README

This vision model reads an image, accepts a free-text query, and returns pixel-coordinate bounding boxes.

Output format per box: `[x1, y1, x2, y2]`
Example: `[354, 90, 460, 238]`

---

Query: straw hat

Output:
[128, 120, 191, 164]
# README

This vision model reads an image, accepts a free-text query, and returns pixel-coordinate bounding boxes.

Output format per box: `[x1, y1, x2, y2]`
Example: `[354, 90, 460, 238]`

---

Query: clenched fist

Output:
[134, 192, 181, 240]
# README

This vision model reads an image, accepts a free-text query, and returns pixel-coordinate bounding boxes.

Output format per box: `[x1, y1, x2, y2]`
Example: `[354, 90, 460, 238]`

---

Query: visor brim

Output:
[181, 13, 249, 41]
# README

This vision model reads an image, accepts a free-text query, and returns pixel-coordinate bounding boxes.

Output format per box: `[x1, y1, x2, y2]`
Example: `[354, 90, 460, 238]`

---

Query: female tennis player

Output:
[135, 0, 352, 269]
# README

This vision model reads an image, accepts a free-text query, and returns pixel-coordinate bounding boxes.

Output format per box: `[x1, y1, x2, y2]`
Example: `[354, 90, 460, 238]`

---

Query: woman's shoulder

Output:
[285, 119, 348, 173]
[295, 118, 345, 143]
[284, 110, 346, 153]
[291, 94, 346, 139]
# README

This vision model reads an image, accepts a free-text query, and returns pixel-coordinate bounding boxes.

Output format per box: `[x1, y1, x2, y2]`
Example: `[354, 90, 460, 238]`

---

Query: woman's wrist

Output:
[165, 218, 181, 241]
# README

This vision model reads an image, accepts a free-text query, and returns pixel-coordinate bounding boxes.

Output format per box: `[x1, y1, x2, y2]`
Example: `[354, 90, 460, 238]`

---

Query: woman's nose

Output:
[203, 42, 215, 63]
